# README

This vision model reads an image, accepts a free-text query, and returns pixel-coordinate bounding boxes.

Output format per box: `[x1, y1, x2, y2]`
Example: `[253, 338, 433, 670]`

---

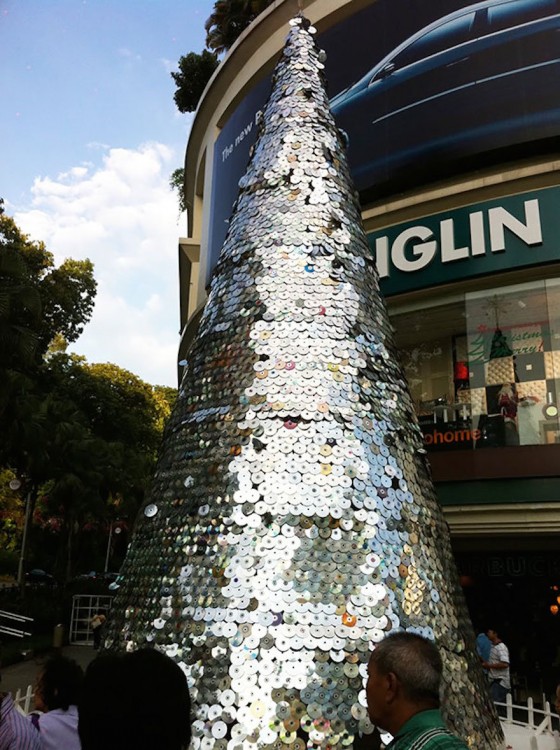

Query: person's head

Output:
[366, 632, 442, 734]
[34, 656, 84, 713]
[486, 628, 501, 644]
[79, 647, 191, 750]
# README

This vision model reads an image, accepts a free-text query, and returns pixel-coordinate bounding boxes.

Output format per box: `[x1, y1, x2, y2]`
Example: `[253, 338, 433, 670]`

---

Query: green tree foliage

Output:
[205, 0, 274, 55]
[153, 385, 177, 429]
[34, 395, 109, 581]
[0, 213, 96, 394]
[48, 357, 167, 503]
[205, 0, 243, 54]
[0, 247, 41, 372]
[170, 3, 275, 213]
[169, 168, 188, 215]
[29, 355, 177, 578]
[0, 470, 25, 555]
[0, 212, 96, 474]
[171, 50, 219, 113]
[171, 1, 275, 114]
[0, 209, 177, 580]
[40, 257, 96, 352]
[171, 1, 277, 114]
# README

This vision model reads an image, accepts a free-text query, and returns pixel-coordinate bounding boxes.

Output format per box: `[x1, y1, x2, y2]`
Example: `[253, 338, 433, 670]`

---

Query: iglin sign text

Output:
[369, 187, 560, 296]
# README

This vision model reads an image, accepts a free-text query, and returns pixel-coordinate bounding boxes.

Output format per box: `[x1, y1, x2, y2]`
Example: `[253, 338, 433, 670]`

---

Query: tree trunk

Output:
[65, 515, 75, 585]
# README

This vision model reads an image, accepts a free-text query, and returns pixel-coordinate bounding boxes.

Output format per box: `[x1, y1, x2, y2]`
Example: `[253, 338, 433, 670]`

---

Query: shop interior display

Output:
[396, 285, 560, 450]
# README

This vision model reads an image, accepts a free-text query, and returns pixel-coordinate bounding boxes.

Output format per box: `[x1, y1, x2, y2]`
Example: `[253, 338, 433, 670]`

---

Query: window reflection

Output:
[392, 279, 560, 451]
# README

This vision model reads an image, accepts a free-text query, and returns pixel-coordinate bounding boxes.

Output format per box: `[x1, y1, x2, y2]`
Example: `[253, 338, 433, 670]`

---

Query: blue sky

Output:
[1, 0, 216, 386]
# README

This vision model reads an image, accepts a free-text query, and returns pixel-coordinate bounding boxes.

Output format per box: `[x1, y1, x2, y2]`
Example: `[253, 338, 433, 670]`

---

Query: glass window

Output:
[464, 281, 558, 448]
[486, 0, 558, 34]
[392, 278, 560, 452]
[389, 12, 476, 70]
[393, 300, 471, 451]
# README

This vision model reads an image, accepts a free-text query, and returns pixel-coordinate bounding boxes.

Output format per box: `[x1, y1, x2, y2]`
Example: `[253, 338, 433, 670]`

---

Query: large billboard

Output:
[207, 0, 560, 282]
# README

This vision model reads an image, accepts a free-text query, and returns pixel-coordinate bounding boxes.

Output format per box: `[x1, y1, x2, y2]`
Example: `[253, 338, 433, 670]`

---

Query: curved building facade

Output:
[179, 0, 560, 691]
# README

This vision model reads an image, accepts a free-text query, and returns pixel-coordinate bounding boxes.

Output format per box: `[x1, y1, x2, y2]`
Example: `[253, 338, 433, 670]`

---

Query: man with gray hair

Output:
[366, 632, 469, 749]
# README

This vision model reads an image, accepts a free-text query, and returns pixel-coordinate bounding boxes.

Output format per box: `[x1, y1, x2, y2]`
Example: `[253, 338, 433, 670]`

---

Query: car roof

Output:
[348, 0, 553, 90]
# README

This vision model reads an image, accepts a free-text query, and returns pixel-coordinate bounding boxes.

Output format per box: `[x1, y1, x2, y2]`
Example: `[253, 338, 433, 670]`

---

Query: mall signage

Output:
[370, 186, 560, 296]
[457, 552, 560, 578]
[422, 425, 481, 450]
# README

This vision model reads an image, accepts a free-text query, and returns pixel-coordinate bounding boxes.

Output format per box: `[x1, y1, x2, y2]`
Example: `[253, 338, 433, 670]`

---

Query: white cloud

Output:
[87, 141, 110, 151]
[160, 58, 176, 74]
[14, 142, 185, 387]
[118, 47, 142, 62]
[57, 166, 90, 181]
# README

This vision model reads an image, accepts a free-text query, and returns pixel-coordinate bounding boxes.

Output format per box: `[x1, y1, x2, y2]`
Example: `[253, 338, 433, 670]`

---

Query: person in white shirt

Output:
[482, 628, 510, 708]
[31, 657, 83, 750]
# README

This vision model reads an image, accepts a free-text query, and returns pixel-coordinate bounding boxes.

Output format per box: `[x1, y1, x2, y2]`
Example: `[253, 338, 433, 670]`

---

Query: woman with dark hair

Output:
[32, 657, 83, 750]
[79, 648, 191, 750]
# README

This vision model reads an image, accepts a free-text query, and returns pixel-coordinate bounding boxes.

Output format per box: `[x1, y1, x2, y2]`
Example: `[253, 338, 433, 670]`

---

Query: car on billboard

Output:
[330, 0, 560, 192]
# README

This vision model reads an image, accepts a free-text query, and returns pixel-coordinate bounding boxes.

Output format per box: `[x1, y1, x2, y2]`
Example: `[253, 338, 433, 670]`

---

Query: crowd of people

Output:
[0, 629, 555, 750]
[0, 648, 191, 750]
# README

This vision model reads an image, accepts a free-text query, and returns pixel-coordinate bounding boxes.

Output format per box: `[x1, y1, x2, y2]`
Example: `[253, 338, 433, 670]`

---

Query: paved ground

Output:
[1, 645, 97, 698]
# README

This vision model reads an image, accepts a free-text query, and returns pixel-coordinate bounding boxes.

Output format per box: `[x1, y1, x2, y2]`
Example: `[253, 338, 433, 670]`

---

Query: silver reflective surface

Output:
[106, 15, 503, 750]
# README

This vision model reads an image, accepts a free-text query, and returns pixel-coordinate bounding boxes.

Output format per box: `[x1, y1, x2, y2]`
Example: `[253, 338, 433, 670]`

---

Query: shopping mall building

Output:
[178, 0, 560, 688]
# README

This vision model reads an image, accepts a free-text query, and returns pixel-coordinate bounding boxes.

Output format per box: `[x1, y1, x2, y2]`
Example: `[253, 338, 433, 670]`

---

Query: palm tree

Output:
[205, 0, 276, 55]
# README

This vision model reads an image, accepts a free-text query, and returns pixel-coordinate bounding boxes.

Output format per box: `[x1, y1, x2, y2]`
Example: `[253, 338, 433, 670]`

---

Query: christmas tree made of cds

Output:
[106, 15, 504, 750]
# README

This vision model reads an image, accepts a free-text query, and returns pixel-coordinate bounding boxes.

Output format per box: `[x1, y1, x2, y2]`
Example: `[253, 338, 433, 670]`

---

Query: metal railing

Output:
[0, 609, 33, 638]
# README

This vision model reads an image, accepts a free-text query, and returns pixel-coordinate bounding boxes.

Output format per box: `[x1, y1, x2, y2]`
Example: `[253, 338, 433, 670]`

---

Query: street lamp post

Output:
[104, 522, 122, 573]
[10, 478, 32, 589]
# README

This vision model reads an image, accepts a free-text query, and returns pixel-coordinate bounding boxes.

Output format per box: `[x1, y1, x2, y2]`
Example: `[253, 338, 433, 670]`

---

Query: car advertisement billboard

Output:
[206, 0, 560, 283]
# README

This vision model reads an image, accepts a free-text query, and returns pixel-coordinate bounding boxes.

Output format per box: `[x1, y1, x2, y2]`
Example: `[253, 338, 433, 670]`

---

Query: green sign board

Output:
[370, 186, 560, 297]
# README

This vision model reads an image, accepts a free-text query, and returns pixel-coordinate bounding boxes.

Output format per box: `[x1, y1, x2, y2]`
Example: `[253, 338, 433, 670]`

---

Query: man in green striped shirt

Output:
[366, 633, 469, 750]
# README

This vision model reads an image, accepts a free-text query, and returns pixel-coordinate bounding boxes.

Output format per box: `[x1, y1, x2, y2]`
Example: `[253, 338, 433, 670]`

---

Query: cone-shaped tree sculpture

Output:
[106, 15, 504, 749]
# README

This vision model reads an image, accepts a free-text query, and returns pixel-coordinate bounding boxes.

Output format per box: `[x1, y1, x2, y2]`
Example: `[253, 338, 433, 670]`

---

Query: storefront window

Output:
[392, 278, 560, 450]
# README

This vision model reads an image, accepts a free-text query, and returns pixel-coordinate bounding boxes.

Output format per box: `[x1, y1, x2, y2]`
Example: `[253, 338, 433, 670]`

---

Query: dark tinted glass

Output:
[487, 0, 559, 32]
[390, 12, 476, 69]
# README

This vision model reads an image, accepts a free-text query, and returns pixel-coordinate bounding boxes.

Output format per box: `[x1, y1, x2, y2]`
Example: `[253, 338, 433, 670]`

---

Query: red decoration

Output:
[454, 361, 469, 381]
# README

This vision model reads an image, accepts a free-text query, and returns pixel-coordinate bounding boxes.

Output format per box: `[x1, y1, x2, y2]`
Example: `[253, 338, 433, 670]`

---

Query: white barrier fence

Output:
[497, 694, 560, 750]
[14, 685, 34, 715]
